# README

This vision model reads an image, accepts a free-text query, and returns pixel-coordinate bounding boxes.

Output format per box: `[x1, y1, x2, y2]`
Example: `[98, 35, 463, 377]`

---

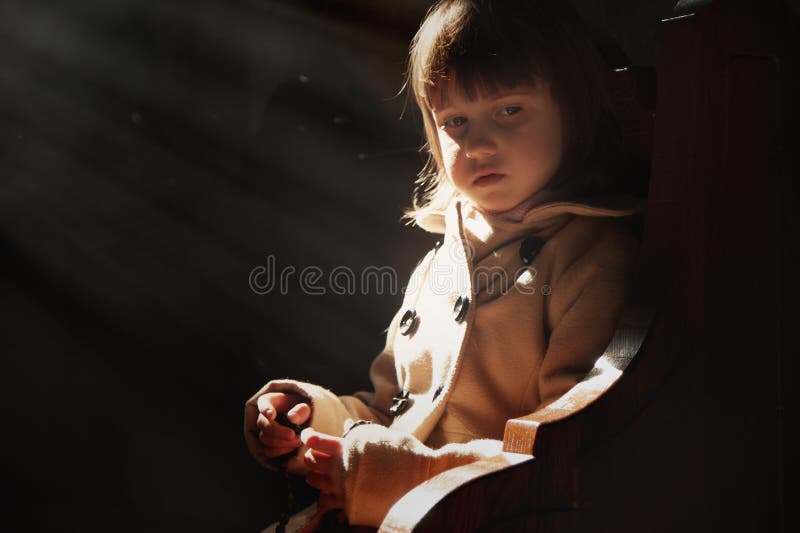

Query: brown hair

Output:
[399, 0, 624, 227]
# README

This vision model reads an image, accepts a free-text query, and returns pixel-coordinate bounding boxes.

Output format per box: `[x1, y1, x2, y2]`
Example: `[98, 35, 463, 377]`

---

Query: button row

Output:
[389, 384, 445, 416]
[389, 389, 409, 415]
[399, 295, 470, 337]
[399, 309, 417, 336]
[519, 236, 545, 265]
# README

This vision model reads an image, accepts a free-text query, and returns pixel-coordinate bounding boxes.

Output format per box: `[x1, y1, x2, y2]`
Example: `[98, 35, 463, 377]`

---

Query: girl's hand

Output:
[301, 427, 345, 511]
[244, 391, 311, 466]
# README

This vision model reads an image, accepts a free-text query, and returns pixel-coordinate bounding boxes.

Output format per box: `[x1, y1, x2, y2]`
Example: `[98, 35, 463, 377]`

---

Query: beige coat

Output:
[253, 191, 645, 527]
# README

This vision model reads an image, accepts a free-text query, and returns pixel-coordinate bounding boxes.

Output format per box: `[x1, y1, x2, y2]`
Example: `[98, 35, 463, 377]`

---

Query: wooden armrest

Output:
[504, 299, 656, 457]
[373, 298, 657, 532]
[379, 452, 533, 533]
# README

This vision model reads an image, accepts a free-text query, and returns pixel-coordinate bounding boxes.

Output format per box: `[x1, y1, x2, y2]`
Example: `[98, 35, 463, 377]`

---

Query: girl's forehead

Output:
[429, 75, 541, 111]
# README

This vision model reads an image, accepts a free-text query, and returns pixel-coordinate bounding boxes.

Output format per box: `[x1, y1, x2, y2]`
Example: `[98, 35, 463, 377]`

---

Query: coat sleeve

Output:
[340, 423, 505, 527]
[251, 250, 438, 475]
[538, 218, 640, 408]
[251, 306, 406, 475]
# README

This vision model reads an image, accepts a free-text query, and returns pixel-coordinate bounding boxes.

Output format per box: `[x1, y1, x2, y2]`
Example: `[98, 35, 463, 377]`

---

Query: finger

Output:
[244, 429, 262, 460]
[263, 440, 301, 452]
[263, 448, 296, 459]
[259, 429, 301, 447]
[305, 471, 333, 493]
[287, 402, 311, 425]
[301, 428, 343, 455]
[259, 434, 301, 449]
[265, 392, 307, 417]
[256, 395, 276, 419]
[257, 421, 300, 441]
[303, 450, 317, 468]
[263, 444, 300, 458]
[245, 400, 260, 432]
[317, 492, 344, 512]
[257, 414, 299, 440]
[244, 400, 263, 450]
[304, 447, 333, 470]
[244, 404, 265, 459]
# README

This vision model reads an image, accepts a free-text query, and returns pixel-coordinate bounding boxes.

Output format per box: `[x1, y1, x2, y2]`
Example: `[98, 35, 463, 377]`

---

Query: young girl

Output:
[245, 0, 645, 530]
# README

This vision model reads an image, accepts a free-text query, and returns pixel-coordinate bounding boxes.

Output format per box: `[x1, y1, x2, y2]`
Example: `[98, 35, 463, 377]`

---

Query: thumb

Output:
[287, 402, 311, 425]
[262, 392, 306, 419]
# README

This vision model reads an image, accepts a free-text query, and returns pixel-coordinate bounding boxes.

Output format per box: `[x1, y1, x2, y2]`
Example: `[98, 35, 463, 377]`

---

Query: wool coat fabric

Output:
[252, 191, 645, 528]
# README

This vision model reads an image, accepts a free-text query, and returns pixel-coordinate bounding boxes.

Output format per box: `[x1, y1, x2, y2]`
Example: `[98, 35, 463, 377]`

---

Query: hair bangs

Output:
[414, 2, 550, 112]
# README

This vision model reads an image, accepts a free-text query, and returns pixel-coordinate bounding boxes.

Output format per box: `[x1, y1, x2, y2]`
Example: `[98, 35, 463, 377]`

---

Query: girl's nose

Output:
[464, 126, 497, 159]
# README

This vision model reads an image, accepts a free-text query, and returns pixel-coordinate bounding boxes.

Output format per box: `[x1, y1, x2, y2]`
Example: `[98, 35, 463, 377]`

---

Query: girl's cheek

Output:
[439, 134, 459, 153]
[440, 145, 459, 169]
[532, 126, 561, 159]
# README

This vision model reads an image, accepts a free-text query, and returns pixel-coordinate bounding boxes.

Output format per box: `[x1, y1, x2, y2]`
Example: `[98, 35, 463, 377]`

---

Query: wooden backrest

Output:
[502, 0, 798, 524]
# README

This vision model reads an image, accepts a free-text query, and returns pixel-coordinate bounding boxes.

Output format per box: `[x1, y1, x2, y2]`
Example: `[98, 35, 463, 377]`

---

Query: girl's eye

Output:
[442, 116, 466, 128]
[498, 105, 522, 117]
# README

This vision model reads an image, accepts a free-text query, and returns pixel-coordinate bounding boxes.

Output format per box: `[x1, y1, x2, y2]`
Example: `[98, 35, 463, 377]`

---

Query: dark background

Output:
[2, 1, 796, 531]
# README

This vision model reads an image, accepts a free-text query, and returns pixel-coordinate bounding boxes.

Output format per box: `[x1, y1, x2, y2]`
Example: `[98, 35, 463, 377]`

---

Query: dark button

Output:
[399, 309, 417, 336]
[432, 384, 444, 401]
[519, 236, 546, 265]
[452, 295, 470, 322]
[389, 389, 410, 415]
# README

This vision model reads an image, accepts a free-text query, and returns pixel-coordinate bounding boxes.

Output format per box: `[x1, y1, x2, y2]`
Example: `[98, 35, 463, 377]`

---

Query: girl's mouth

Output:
[474, 173, 505, 187]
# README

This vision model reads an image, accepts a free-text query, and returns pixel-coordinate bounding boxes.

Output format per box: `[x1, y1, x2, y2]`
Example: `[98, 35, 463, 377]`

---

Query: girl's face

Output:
[430, 74, 564, 212]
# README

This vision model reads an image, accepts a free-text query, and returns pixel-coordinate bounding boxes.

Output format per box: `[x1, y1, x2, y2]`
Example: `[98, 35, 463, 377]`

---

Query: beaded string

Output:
[273, 411, 305, 533]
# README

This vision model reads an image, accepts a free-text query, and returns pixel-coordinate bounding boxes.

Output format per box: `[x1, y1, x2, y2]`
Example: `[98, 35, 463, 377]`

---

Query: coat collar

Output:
[438, 190, 646, 264]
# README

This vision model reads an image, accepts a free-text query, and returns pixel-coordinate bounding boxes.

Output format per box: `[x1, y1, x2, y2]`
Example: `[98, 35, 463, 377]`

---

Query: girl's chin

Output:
[470, 199, 518, 213]
[460, 190, 520, 213]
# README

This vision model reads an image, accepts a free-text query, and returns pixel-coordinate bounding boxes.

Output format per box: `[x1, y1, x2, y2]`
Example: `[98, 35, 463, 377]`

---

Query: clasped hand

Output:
[244, 391, 345, 511]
